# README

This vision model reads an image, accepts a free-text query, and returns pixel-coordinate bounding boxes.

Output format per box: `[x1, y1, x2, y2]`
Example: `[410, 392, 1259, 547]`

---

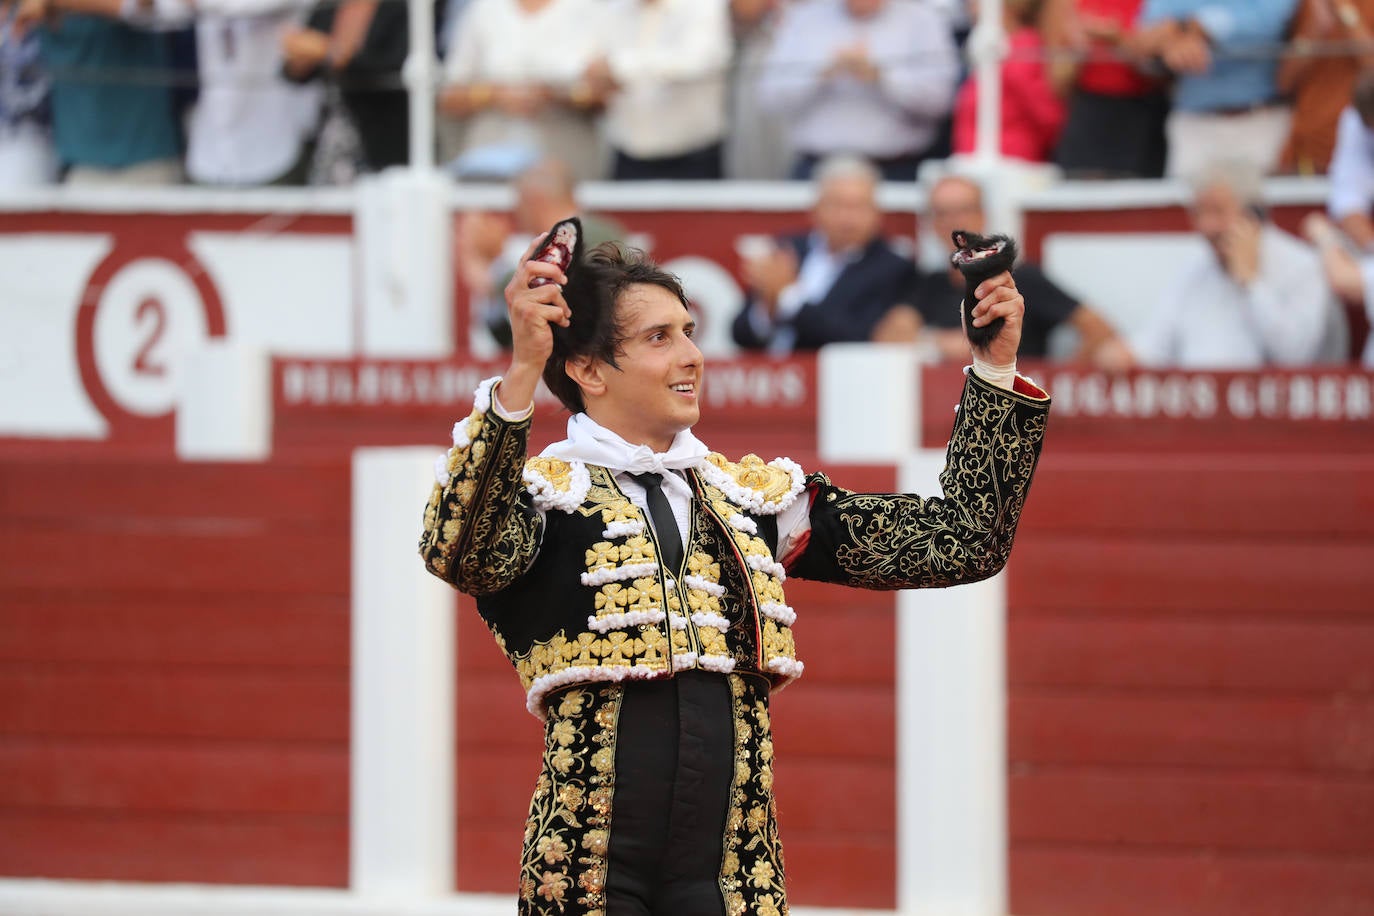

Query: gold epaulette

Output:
[523, 456, 591, 512]
[698, 453, 806, 516]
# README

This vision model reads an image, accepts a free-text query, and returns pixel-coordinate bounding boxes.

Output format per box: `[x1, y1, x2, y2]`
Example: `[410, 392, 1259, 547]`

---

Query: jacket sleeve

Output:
[418, 381, 543, 597]
[787, 371, 1050, 589]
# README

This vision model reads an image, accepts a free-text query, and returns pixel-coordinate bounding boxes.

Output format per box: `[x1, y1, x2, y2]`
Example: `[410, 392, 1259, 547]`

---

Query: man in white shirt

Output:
[755, 0, 959, 181]
[1132, 159, 1338, 368]
[420, 234, 1049, 913]
[584, 0, 732, 180]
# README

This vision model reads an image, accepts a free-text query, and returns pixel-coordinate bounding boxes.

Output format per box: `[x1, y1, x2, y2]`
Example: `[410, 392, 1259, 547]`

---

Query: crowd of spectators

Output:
[4, 0, 1374, 367]
[3, 0, 1374, 186]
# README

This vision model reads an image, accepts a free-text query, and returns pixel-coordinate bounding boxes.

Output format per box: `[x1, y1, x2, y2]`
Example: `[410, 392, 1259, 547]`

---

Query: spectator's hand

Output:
[501, 233, 571, 408]
[827, 43, 876, 81]
[1079, 12, 1123, 43]
[281, 27, 330, 78]
[931, 328, 971, 362]
[1160, 21, 1211, 74]
[582, 57, 617, 98]
[1309, 0, 1340, 35]
[439, 83, 484, 115]
[1320, 246, 1367, 303]
[869, 305, 922, 343]
[11, 0, 52, 36]
[1305, 212, 1367, 303]
[1302, 211, 1343, 249]
[1218, 210, 1262, 286]
[964, 270, 1024, 366]
[742, 246, 798, 315]
[494, 85, 549, 117]
[1090, 337, 1138, 373]
[731, 0, 775, 29]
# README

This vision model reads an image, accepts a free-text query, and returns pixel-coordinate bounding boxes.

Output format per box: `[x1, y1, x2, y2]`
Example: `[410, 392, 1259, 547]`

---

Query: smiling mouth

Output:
[671, 383, 696, 396]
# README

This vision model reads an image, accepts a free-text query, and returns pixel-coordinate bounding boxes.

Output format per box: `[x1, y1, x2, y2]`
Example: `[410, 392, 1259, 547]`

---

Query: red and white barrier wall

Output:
[4, 177, 1372, 916]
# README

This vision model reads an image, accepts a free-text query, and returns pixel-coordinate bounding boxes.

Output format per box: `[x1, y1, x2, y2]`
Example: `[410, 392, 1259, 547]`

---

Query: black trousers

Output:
[612, 143, 724, 181]
[606, 671, 733, 916]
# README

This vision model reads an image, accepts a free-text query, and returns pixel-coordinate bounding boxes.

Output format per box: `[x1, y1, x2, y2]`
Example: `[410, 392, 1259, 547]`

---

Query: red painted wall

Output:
[3, 360, 1373, 912]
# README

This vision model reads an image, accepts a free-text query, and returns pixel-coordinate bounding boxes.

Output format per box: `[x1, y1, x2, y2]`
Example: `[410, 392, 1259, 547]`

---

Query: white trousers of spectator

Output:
[66, 157, 183, 187]
[1165, 106, 1292, 179]
[0, 123, 58, 188]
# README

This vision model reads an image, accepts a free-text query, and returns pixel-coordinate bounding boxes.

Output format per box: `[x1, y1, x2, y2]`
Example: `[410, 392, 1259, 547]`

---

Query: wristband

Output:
[971, 354, 1017, 391]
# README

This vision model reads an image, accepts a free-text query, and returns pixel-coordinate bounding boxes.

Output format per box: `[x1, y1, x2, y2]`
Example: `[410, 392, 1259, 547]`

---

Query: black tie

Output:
[629, 471, 684, 573]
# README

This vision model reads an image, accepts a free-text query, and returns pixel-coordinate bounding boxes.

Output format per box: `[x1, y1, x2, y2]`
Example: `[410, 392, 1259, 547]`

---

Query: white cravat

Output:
[542, 413, 710, 544]
[493, 386, 811, 558]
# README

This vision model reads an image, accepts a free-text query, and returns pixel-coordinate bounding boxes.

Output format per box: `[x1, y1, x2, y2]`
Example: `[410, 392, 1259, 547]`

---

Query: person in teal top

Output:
[37, 13, 182, 182]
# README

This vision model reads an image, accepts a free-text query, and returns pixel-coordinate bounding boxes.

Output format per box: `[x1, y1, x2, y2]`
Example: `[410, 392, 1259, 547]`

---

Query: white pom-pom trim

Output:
[668, 614, 689, 631]
[682, 575, 726, 598]
[695, 456, 805, 516]
[602, 520, 645, 539]
[451, 415, 477, 449]
[699, 655, 737, 673]
[746, 554, 787, 581]
[690, 611, 732, 631]
[767, 657, 805, 678]
[586, 609, 666, 633]
[525, 459, 591, 513]
[473, 375, 500, 414]
[671, 652, 700, 671]
[526, 663, 664, 719]
[759, 603, 797, 626]
[727, 513, 758, 534]
[434, 453, 451, 486]
[579, 562, 659, 588]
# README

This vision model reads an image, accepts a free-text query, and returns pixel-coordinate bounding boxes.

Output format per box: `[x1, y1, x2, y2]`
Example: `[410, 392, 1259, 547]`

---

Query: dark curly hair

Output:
[542, 243, 691, 413]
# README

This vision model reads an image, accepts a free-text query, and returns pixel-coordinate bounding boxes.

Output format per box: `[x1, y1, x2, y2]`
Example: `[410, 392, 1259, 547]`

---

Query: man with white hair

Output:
[1132, 160, 1335, 367]
[731, 154, 916, 353]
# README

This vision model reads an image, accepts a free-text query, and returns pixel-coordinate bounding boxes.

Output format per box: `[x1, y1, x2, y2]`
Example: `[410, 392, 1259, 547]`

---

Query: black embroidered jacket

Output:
[419, 370, 1051, 719]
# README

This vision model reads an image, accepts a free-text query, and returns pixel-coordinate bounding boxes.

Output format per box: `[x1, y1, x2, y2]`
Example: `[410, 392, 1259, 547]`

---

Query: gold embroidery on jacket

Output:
[419, 407, 542, 595]
[822, 374, 1047, 589]
[708, 491, 800, 678]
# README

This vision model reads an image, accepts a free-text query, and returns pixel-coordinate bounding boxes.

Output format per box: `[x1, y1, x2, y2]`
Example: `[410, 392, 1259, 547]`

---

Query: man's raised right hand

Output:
[500, 233, 571, 413]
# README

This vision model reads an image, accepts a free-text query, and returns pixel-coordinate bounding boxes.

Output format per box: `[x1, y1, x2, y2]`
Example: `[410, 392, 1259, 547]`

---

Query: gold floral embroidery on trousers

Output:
[520, 685, 622, 915]
[720, 674, 788, 916]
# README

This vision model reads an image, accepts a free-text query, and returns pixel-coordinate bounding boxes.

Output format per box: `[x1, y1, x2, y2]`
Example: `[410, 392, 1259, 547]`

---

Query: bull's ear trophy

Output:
[527, 217, 584, 289]
[950, 230, 1018, 351]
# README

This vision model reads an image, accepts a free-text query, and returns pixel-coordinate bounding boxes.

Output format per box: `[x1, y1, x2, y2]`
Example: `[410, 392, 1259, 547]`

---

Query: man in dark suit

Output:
[731, 154, 916, 353]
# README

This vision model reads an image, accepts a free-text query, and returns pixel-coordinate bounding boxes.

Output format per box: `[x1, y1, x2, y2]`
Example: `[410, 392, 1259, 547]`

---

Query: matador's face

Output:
[582, 284, 703, 453]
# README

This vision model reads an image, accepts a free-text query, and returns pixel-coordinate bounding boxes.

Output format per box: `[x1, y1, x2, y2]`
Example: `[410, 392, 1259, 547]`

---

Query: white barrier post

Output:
[351, 447, 456, 898]
[818, 343, 922, 463]
[403, 0, 437, 171]
[970, 0, 1005, 169]
[817, 347, 1007, 915]
[175, 339, 272, 461]
[895, 453, 1007, 916]
[354, 170, 454, 358]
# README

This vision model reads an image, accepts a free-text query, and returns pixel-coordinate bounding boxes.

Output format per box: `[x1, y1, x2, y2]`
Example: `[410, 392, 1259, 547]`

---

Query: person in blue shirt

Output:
[1130, 0, 1300, 178]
